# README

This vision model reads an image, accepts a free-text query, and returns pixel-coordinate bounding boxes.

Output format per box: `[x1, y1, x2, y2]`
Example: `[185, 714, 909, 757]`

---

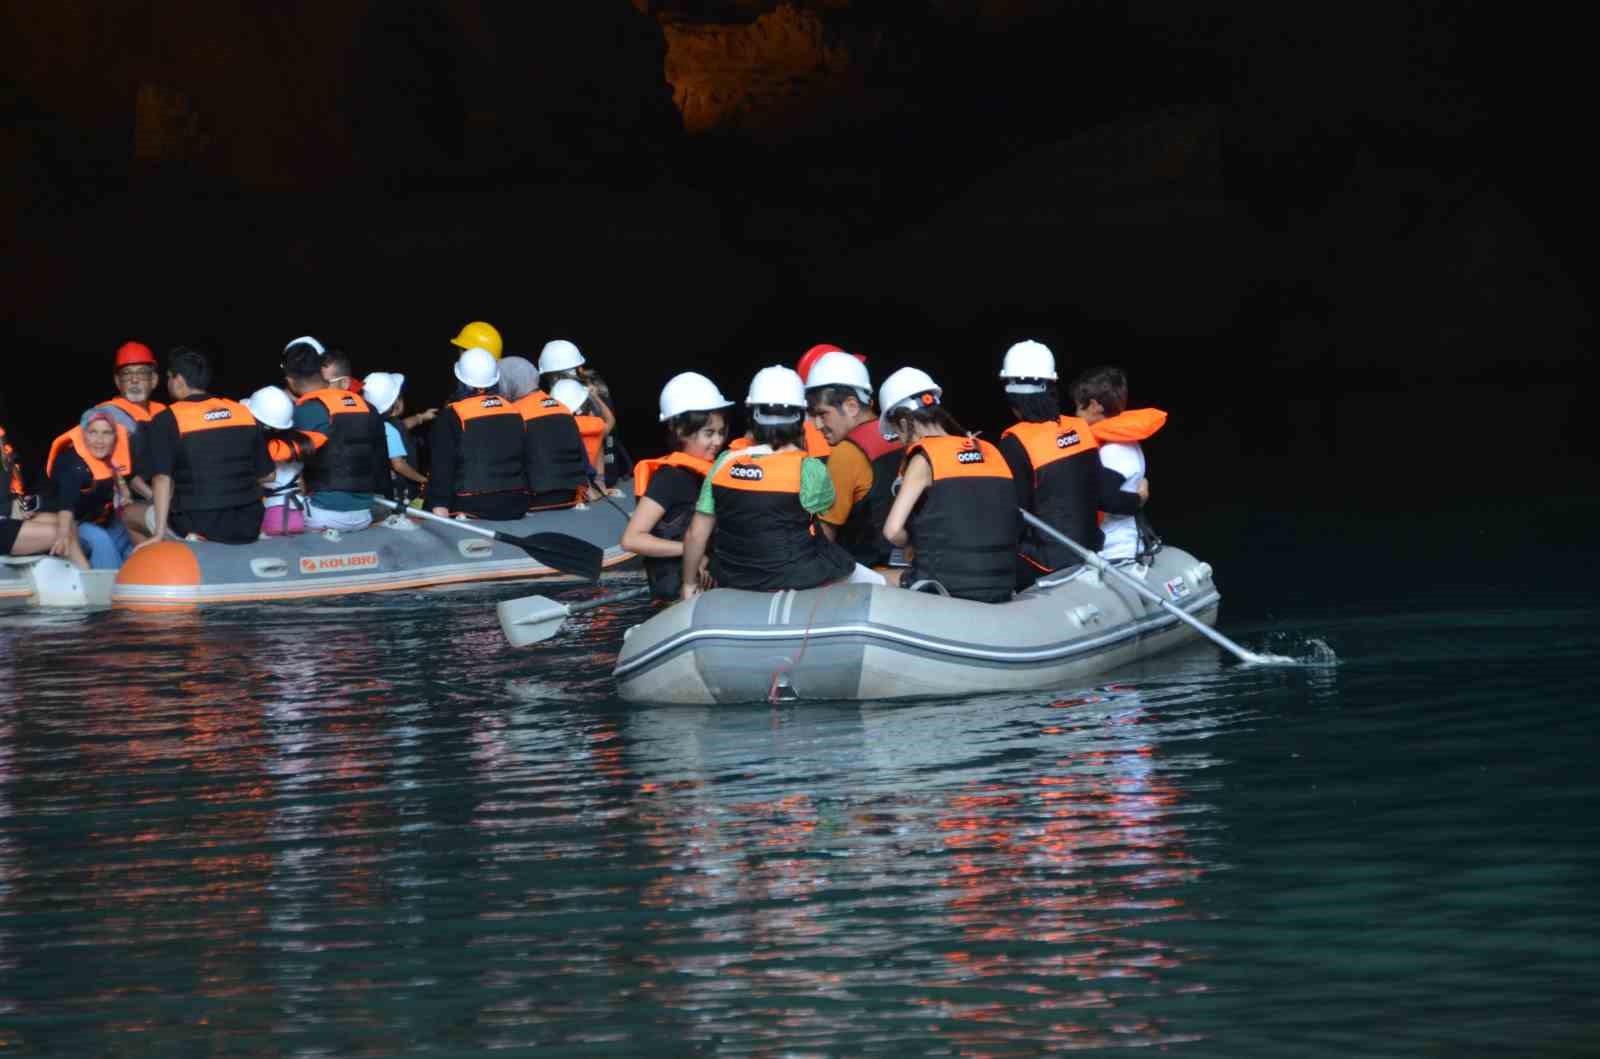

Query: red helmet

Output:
[114, 341, 157, 369]
[795, 343, 864, 383]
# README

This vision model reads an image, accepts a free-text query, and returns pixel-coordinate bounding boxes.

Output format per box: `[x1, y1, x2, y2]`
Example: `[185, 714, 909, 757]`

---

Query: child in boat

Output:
[880, 367, 1019, 603]
[362, 372, 431, 501]
[679, 366, 869, 600]
[549, 378, 616, 501]
[621, 373, 734, 600]
[1069, 365, 1165, 563]
[244, 386, 326, 537]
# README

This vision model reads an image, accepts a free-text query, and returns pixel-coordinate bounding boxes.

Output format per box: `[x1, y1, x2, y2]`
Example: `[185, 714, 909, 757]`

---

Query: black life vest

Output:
[299, 389, 386, 496]
[167, 396, 264, 512]
[516, 391, 589, 499]
[903, 435, 1018, 603]
[448, 391, 526, 496]
[633, 452, 712, 599]
[835, 420, 905, 565]
[708, 449, 853, 592]
[1001, 415, 1102, 571]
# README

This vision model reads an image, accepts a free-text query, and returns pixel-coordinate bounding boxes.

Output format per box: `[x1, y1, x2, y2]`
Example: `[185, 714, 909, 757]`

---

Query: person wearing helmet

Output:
[880, 367, 1018, 603]
[104, 341, 168, 524]
[144, 347, 273, 545]
[40, 407, 138, 569]
[284, 344, 389, 532]
[804, 350, 904, 566]
[549, 378, 616, 500]
[423, 348, 529, 520]
[678, 366, 860, 600]
[621, 373, 734, 600]
[451, 321, 503, 361]
[538, 339, 622, 491]
[728, 344, 839, 458]
[497, 357, 590, 510]
[362, 372, 428, 501]
[1070, 365, 1165, 563]
[245, 386, 327, 536]
[996, 340, 1146, 588]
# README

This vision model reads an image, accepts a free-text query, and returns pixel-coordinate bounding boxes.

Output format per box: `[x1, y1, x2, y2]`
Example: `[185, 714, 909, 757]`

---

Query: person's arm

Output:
[146, 474, 173, 542]
[882, 452, 931, 548]
[402, 408, 437, 430]
[679, 512, 715, 601]
[621, 496, 678, 558]
[998, 435, 1035, 511]
[1095, 457, 1147, 515]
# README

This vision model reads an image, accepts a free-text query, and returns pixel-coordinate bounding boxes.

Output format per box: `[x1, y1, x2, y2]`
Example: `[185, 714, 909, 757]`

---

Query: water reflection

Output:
[619, 670, 1247, 1051]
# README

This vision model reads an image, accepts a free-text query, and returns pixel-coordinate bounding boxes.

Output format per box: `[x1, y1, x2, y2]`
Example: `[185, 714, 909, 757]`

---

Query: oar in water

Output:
[376, 498, 603, 582]
[1019, 509, 1297, 666]
[498, 585, 651, 647]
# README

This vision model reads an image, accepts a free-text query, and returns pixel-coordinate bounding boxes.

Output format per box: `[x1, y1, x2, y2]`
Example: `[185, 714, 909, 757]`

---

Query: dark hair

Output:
[887, 401, 966, 439]
[1070, 366, 1128, 416]
[320, 349, 354, 377]
[1007, 384, 1060, 422]
[167, 346, 212, 391]
[283, 345, 324, 383]
[750, 409, 805, 449]
[665, 409, 725, 450]
[540, 369, 577, 393]
[806, 385, 873, 414]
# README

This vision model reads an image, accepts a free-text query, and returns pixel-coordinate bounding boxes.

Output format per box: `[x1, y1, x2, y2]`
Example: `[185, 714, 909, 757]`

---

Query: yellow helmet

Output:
[450, 321, 503, 360]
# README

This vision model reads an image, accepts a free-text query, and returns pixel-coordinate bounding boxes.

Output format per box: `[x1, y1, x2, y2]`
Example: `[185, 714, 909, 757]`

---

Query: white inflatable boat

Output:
[612, 544, 1221, 704]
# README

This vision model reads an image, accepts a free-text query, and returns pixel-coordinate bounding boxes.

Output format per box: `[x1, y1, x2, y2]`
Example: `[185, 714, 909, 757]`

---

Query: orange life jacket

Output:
[1089, 407, 1166, 443]
[708, 448, 852, 591]
[729, 419, 831, 458]
[900, 435, 1017, 603]
[575, 414, 607, 477]
[104, 395, 168, 424]
[1001, 415, 1101, 571]
[514, 390, 588, 501]
[1, 424, 22, 501]
[632, 451, 713, 497]
[45, 422, 134, 525]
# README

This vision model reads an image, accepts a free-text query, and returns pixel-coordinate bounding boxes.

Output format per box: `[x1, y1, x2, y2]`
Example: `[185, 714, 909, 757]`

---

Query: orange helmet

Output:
[114, 341, 157, 370]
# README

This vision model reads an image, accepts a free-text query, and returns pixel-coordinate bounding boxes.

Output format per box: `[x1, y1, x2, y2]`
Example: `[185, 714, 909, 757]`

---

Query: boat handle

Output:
[250, 558, 289, 579]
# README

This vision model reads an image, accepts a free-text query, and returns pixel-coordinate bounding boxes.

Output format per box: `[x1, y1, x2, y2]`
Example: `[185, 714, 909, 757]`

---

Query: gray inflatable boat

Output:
[612, 544, 1221, 704]
[112, 490, 635, 611]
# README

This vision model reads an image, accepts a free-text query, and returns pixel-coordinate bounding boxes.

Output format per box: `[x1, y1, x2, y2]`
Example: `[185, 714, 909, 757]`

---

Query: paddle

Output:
[498, 585, 651, 647]
[1018, 509, 1295, 665]
[376, 497, 603, 582]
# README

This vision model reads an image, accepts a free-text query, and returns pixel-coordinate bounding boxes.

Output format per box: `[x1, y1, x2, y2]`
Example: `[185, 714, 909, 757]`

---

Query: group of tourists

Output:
[622, 341, 1161, 605]
[2, 326, 1162, 609]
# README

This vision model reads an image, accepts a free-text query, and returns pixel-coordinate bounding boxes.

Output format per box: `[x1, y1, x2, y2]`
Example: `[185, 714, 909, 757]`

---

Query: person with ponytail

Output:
[879, 368, 1019, 603]
[621, 373, 733, 600]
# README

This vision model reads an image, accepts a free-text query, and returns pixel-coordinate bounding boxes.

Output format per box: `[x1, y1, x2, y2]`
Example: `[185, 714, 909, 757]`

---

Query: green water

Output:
[1, 502, 1595, 1055]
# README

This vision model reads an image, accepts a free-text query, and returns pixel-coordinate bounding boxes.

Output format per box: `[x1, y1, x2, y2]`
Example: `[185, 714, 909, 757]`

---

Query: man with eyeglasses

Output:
[104, 341, 167, 536]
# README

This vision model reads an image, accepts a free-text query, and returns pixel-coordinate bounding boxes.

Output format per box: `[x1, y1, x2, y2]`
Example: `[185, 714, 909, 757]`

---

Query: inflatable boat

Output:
[612, 544, 1220, 704]
[1, 556, 117, 609]
[112, 493, 636, 611]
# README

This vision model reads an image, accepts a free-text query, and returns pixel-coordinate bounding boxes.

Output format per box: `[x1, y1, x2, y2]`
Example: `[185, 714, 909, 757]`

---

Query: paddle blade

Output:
[508, 531, 604, 582]
[497, 594, 572, 647]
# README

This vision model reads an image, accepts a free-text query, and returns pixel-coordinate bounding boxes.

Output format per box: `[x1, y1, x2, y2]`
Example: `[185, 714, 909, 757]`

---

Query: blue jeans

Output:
[79, 519, 134, 570]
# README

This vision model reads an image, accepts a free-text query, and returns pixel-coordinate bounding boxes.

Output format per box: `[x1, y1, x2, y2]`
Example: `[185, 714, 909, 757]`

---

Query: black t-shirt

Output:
[644, 464, 701, 519]
[44, 448, 115, 525]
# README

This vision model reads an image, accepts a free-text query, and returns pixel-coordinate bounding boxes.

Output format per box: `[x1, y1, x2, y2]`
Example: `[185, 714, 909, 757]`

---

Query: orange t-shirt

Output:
[818, 440, 873, 527]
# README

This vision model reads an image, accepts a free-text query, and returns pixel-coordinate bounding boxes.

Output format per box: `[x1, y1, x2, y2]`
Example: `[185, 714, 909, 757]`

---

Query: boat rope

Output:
[766, 581, 839, 704]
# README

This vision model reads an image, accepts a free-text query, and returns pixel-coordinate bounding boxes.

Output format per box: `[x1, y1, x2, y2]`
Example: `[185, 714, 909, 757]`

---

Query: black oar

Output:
[377, 498, 603, 582]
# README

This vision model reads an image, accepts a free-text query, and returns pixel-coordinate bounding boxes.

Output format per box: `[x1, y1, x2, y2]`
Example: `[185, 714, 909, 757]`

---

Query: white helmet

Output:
[283, 335, 325, 356]
[658, 372, 733, 422]
[551, 377, 589, 414]
[998, 339, 1057, 393]
[538, 339, 585, 376]
[454, 347, 500, 390]
[363, 371, 405, 415]
[803, 350, 873, 405]
[244, 386, 295, 431]
[877, 366, 943, 436]
[745, 365, 806, 424]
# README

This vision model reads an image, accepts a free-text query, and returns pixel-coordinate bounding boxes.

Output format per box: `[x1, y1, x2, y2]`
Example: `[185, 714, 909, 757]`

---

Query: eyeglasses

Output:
[116, 367, 158, 379]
